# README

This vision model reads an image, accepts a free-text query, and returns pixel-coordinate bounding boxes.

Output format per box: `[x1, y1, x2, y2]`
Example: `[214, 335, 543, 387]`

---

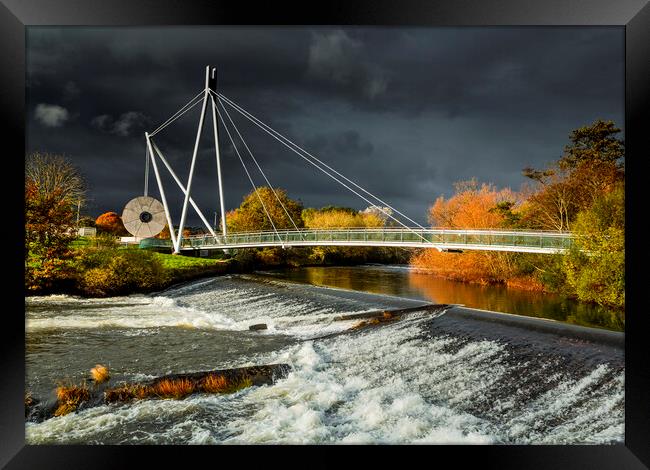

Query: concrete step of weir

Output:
[333, 303, 459, 321]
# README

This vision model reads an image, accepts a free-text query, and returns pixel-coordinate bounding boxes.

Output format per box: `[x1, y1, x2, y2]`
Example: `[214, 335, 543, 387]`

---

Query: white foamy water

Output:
[25, 277, 380, 339]
[25, 273, 624, 444]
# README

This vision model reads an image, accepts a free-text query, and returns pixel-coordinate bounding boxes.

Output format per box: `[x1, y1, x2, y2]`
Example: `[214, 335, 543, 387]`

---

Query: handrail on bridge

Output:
[183, 226, 575, 240]
[166, 226, 575, 253]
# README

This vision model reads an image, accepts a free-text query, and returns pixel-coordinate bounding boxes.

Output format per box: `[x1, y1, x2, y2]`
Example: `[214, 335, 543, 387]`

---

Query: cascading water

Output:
[25, 267, 623, 444]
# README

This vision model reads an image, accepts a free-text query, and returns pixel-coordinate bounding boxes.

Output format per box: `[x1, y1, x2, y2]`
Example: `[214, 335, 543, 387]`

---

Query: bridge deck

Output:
[141, 228, 574, 254]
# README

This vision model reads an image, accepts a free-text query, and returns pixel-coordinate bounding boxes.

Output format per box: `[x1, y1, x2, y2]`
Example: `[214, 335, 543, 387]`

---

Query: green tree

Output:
[563, 183, 624, 310]
[77, 216, 96, 227]
[226, 187, 304, 233]
[488, 201, 522, 228]
[558, 119, 624, 170]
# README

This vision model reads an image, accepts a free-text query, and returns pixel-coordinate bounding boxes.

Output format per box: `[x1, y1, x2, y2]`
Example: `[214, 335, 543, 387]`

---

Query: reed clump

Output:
[104, 384, 148, 403]
[150, 378, 196, 399]
[103, 374, 255, 404]
[200, 374, 229, 393]
[54, 383, 90, 417]
[352, 317, 381, 330]
[200, 374, 253, 394]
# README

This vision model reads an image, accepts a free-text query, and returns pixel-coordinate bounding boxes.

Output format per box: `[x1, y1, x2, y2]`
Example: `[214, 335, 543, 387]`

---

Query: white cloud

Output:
[35, 103, 69, 127]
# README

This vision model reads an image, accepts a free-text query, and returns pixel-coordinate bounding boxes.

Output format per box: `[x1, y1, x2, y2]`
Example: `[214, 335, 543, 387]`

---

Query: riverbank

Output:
[409, 248, 625, 316]
[25, 243, 409, 298]
[25, 248, 243, 298]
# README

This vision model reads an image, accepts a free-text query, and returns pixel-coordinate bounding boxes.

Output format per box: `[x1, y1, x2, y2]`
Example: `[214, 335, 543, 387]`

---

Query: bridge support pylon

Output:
[208, 66, 228, 240]
[144, 66, 228, 254]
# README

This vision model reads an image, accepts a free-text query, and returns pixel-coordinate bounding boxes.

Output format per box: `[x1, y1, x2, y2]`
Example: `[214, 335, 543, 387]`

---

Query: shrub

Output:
[25, 255, 78, 294]
[76, 248, 169, 296]
[563, 184, 624, 309]
[95, 212, 128, 236]
[90, 233, 119, 248]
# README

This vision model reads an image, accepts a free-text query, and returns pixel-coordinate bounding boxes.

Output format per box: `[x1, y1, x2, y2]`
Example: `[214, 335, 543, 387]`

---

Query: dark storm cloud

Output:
[307, 30, 389, 99]
[26, 26, 624, 226]
[91, 111, 151, 137]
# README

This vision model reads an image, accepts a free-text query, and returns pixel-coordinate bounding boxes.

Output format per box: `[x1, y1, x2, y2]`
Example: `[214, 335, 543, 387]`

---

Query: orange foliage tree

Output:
[25, 153, 85, 292]
[411, 179, 540, 288]
[428, 178, 519, 229]
[95, 212, 128, 236]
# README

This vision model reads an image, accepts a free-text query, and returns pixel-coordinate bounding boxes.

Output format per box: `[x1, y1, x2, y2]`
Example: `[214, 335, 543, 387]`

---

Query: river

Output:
[25, 265, 624, 444]
[263, 265, 624, 331]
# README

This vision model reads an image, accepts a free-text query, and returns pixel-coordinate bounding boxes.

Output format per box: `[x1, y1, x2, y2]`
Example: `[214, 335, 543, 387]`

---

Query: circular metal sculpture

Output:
[122, 196, 166, 238]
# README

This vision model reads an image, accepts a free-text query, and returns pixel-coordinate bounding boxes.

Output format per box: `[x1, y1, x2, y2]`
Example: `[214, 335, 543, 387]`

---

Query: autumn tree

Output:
[521, 120, 624, 231]
[25, 153, 86, 291]
[302, 207, 383, 229]
[428, 178, 520, 229]
[302, 206, 386, 263]
[95, 212, 129, 236]
[361, 205, 395, 226]
[25, 152, 85, 206]
[411, 179, 534, 287]
[226, 187, 304, 233]
[25, 153, 85, 258]
[519, 170, 576, 231]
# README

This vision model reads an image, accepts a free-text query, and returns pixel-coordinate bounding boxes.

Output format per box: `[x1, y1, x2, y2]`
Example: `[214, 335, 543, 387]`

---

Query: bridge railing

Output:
[175, 227, 575, 251]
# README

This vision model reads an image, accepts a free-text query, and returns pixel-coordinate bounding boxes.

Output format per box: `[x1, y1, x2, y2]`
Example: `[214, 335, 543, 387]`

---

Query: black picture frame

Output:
[3, 0, 649, 467]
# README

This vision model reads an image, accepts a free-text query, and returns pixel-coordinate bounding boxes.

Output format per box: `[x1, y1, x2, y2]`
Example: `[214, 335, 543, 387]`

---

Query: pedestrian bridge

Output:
[131, 67, 576, 256]
[140, 227, 574, 254]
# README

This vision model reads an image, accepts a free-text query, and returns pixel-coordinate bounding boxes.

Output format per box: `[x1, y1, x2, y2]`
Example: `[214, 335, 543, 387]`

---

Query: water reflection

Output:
[261, 266, 624, 331]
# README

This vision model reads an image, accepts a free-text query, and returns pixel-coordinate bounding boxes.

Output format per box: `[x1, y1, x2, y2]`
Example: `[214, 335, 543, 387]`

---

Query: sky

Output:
[26, 27, 624, 227]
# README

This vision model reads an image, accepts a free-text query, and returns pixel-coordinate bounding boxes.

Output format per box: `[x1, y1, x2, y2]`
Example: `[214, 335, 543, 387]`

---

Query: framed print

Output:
[3, 0, 649, 467]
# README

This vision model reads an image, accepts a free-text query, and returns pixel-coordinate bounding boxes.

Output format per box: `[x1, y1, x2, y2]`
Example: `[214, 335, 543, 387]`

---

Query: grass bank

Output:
[27, 233, 413, 298]
[25, 246, 243, 298]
